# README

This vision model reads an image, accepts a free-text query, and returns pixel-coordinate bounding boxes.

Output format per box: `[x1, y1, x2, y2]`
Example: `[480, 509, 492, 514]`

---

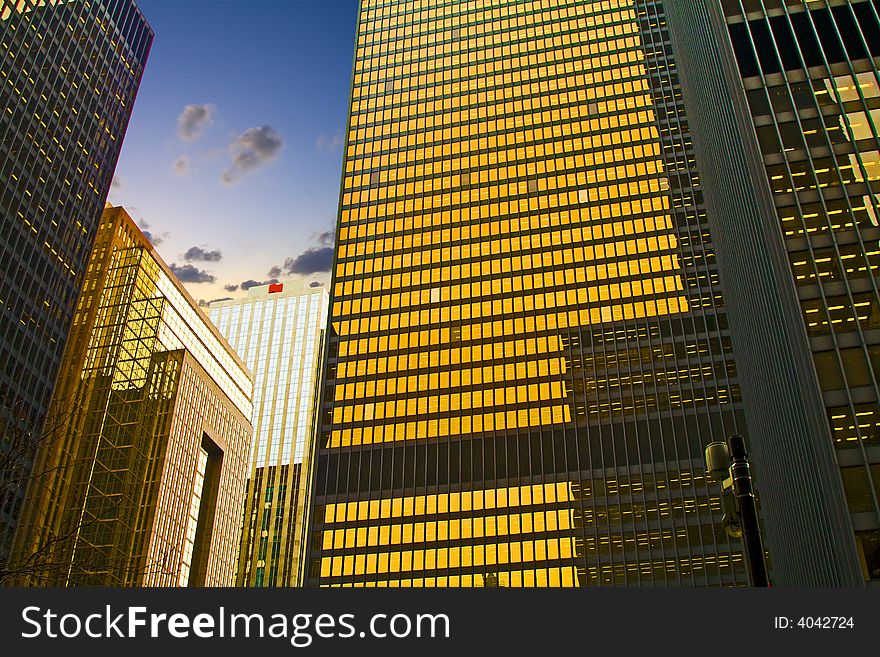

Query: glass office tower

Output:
[0, 0, 152, 551]
[209, 282, 329, 587]
[305, 0, 754, 587]
[663, 0, 879, 585]
[11, 206, 253, 586]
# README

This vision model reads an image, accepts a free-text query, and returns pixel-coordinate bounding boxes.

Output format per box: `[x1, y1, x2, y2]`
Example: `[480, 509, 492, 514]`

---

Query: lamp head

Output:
[705, 441, 731, 481]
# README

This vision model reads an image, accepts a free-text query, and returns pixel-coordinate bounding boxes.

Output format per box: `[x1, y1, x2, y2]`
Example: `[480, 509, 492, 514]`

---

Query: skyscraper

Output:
[305, 0, 755, 587]
[11, 206, 253, 587]
[0, 0, 153, 551]
[663, 0, 879, 585]
[209, 282, 329, 587]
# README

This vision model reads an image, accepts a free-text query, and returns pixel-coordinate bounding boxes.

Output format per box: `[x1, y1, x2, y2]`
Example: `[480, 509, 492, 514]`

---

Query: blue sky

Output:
[108, 0, 358, 303]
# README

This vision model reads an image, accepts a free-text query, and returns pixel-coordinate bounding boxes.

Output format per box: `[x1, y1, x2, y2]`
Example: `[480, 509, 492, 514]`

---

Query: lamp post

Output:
[705, 434, 770, 587]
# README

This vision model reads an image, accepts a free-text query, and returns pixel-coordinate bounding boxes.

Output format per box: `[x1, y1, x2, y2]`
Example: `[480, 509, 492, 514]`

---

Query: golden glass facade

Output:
[11, 206, 253, 586]
[306, 0, 750, 587]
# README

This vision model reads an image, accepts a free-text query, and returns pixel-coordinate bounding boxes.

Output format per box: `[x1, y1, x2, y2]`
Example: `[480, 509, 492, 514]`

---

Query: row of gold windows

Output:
[332, 274, 684, 334]
[350, 86, 649, 137]
[319, 505, 725, 551]
[344, 169, 668, 210]
[332, 336, 726, 381]
[335, 298, 689, 358]
[345, 118, 660, 188]
[337, 247, 679, 304]
[340, 167, 666, 239]
[358, 0, 607, 20]
[358, 1, 627, 42]
[335, 335, 561, 378]
[319, 515, 721, 554]
[321, 540, 575, 577]
[358, 60, 645, 107]
[350, 66, 649, 120]
[326, 570, 576, 587]
[337, 210, 670, 263]
[324, 483, 570, 521]
[334, 256, 681, 315]
[350, 65, 648, 122]
[324, 512, 575, 550]
[342, 170, 667, 214]
[343, 128, 655, 188]
[333, 358, 563, 398]
[347, 103, 654, 157]
[338, 528, 711, 556]
[321, 499, 721, 553]
[354, 7, 638, 62]
[332, 380, 568, 424]
[331, 383, 736, 431]
[339, 203, 671, 256]
[331, 362, 729, 407]
[318, 539, 733, 580]
[335, 276, 688, 335]
[335, 297, 705, 352]
[344, 125, 658, 178]
[333, 244, 690, 304]
[328, 404, 571, 446]
[342, 180, 668, 232]
[354, 71, 641, 116]
[333, 367, 736, 428]
[334, 230, 675, 281]
[355, 11, 638, 57]
[353, 25, 641, 87]
[356, 28, 633, 70]
[319, 476, 708, 526]
[354, 37, 641, 89]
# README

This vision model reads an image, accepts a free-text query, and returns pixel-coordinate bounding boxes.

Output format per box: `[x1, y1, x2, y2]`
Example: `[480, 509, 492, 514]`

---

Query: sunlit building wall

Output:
[305, 0, 756, 587]
[0, 0, 152, 550]
[664, 0, 880, 585]
[12, 206, 253, 586]
[209, 282, 329, 587]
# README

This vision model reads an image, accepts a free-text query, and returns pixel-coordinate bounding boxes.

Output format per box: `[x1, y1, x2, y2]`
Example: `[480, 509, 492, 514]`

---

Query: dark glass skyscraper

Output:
[0, 0, 152, 552]
[305, 0, 755, 587]
[663, 0, 879, 585]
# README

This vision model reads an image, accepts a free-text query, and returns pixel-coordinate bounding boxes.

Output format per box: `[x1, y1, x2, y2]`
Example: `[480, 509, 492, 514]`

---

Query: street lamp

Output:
[705, 434, 770, 587]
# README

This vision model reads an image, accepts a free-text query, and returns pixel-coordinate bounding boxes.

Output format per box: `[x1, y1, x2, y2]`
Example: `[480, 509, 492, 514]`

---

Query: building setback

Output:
[663, 0, 879, 585]
[11, 206, 253, 586]
[209, 282, 329, 587]
[0, 0, 153, 551]
[304, 0, 757, 587]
